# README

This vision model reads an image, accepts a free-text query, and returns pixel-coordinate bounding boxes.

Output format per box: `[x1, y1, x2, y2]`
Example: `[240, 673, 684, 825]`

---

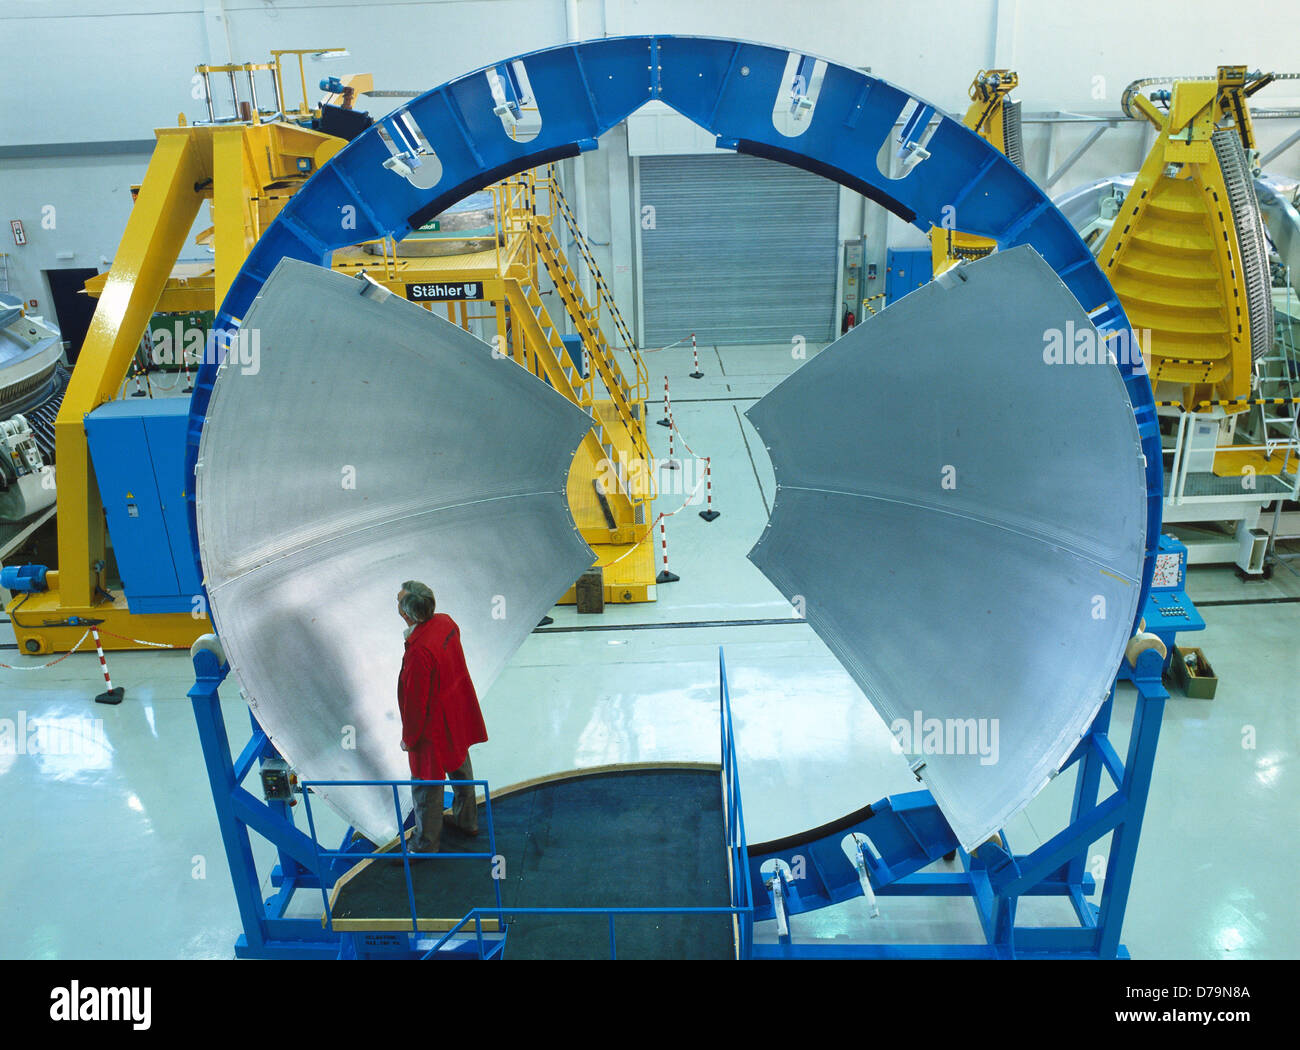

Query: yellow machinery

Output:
[9, 51, 652, 654]
[1096, 67, 1275, 412]
[332, 167, 656, 604]
[928, 70, 1022, 279]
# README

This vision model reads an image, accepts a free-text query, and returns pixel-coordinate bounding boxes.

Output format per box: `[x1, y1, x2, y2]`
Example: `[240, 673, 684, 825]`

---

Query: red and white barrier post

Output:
[91, 628, 124, 705]
[689, 333, 703, 379]
[699, 457, 720, 521]
[655, 516, 680, 583]
[658, 375, 672, 427]
[666, 412, 680, 470]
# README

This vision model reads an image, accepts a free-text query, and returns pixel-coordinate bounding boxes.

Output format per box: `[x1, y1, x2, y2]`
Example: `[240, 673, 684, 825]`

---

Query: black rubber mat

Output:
[330, 768, 736, 960]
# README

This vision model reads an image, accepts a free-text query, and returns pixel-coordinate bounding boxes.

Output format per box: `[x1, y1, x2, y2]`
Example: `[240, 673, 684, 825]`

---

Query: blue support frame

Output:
[745, 647, 1169, 959]
[191, 644, 752, 960]
[418, 648, 754, 960]
[181, 35, 1168, 961]
[189, 646, 499, 959]
[189, 646, 355, 958]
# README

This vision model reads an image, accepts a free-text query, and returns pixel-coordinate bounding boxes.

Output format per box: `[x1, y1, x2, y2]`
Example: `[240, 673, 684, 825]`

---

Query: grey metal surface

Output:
[1258, 174, 1300, 283]
[1053, 173, 1134, 240]
[0, 309, 63, 414]
[746, 246, 1148, 852]
[195, 259, 596, 844]
[1213, 129, 1274, 363]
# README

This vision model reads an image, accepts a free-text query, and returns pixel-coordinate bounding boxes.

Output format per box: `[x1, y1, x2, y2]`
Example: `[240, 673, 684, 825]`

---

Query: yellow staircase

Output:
[502, 277, 641, 547]
[507, 171, 657, 602]
[515, 170, 659, 602]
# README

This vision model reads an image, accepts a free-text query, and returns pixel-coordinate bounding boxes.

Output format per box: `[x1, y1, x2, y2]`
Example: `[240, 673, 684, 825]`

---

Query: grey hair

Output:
[399, 580, 436, 623]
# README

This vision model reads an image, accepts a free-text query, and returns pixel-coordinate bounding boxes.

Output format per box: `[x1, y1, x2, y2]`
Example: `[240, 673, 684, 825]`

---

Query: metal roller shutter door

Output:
[639, 153, 839, 347]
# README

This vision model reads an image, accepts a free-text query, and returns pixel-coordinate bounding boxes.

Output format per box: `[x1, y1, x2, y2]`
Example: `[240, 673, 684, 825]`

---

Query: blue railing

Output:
[719, 648, 755, 958]
[423, 648, 754, 960]
[300, 776, 505, 943]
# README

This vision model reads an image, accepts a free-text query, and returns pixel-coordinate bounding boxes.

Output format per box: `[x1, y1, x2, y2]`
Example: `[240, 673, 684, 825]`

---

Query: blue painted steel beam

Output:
[189, 651, 275, 954]
[1097, 650, 1168, 958]
[232, 725, 271, 785]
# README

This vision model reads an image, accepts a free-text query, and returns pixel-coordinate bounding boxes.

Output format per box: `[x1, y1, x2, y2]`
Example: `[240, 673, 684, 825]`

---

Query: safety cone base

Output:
[95, 687, 125, 705]
[699, 509, 720, 522]
[690, 371, 704, 379]
[656, 570, 680, 583]
[657, 418, 671, 427]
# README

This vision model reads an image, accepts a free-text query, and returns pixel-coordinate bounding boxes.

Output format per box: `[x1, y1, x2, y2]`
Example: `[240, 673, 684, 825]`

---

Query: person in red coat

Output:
[396, 580, 488, 854]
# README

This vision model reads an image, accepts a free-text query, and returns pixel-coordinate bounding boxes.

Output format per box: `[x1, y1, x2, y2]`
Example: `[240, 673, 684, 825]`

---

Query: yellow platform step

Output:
[1212, 448, 1288, 477]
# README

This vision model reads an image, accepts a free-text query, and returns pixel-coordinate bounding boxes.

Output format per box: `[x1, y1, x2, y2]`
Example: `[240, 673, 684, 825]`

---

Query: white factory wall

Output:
[2, 0, 1299, 329]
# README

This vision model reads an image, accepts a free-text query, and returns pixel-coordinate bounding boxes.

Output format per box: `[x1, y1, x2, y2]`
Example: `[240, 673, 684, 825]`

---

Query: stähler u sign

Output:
[406, 282, 484, 301]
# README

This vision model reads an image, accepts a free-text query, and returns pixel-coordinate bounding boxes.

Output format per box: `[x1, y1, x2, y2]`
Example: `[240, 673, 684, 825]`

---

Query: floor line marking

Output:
[534, 617, 807, 634]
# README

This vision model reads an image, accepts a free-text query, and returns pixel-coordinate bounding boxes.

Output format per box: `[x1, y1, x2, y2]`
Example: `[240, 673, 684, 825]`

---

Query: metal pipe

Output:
[1167, 408, 1186, 500]
[1046, 123, 1115, 188]
[1176, 412, 1195, 504]
[769, 873, 789, 937]
[1261, 126, 1300, 166]
[853, 835, 881, 918]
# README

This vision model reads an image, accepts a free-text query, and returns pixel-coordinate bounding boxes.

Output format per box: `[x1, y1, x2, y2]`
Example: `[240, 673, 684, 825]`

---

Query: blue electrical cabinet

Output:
[84, 396, 201, 614]
[885, 248, 933, 306]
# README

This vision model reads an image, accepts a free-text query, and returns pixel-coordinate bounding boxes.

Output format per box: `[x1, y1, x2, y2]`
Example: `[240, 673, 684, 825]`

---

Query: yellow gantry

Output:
[18, 102, 655, 652]
[9, 119, 343, 655]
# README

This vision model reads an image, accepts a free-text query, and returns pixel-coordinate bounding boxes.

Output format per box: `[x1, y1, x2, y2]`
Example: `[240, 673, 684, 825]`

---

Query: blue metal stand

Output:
[189, 645, 355, 958]
[192, 643, 751, 960]
[745, 646, 1168, 958]
[189, 645, 495, 959]
[179, 36, 1168, 961]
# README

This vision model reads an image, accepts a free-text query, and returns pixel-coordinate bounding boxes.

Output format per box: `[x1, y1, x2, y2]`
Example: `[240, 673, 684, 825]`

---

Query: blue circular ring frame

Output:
[184, 34, 1162, 615]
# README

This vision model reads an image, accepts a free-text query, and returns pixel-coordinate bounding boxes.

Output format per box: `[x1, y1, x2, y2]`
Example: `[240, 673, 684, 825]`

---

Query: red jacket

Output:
[398, 614, 488, 780]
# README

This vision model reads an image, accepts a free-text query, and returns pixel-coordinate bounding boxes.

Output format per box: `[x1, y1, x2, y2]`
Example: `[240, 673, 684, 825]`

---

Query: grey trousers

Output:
[411, 755, 477, 854]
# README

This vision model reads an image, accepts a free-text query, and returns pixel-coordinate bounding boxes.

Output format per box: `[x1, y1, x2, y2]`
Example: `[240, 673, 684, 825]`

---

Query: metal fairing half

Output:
[746, 246, 1148, 852]
[194, 258, 595, 843]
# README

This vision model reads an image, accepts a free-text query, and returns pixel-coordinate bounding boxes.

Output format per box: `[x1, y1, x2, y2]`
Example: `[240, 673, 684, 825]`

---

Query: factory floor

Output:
[2, 341, 1297, 960]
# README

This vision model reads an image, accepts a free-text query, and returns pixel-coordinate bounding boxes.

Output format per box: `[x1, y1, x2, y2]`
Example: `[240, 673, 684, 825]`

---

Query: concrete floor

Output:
[1, 341, 1297, 959]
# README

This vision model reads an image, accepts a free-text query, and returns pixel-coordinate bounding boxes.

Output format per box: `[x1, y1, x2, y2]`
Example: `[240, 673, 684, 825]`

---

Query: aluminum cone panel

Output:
[194, 259, 595, 843]
[746, 246, 1147, 852]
